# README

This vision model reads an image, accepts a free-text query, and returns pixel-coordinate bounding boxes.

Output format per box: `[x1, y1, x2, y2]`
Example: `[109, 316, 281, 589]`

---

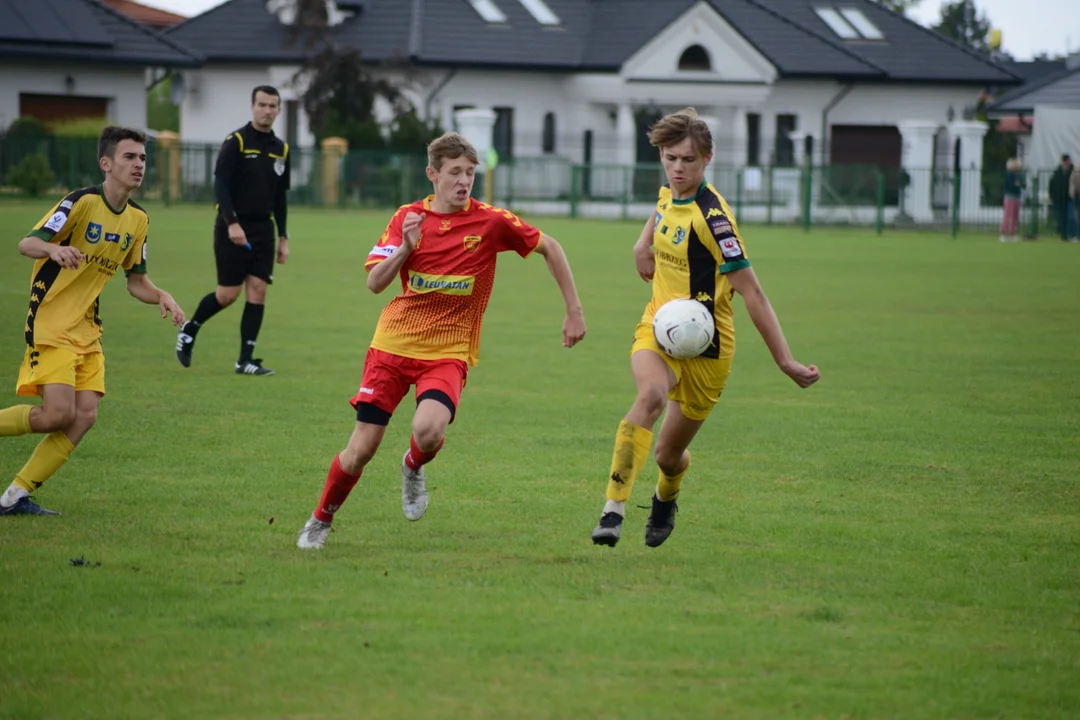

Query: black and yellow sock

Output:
[605, 420, 653, 502]
[656, 452, 690, 502]
[14, 431, 75, 493]
[0, 405, 33, 437]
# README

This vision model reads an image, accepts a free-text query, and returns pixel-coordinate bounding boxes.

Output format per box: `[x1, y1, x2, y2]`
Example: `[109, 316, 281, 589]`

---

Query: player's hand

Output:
[227, 222, 248, 247]
[49, 244, 84, 270]
[562, 310, 586, 348]
[159, 292, 185, 327]
[780, 360, 820, 389]
[402, 212, 425, 251]
[277, 237, 289, 264]
[634, 241, 655, 282]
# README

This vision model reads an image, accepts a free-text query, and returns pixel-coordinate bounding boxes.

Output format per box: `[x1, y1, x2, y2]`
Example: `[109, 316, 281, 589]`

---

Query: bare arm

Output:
[126, 273, 186, 327]
[18, 236, 84, 269]
[534, 234, 586, 348]
[727, 267, 819, 388]
[633, 213, 657, 282]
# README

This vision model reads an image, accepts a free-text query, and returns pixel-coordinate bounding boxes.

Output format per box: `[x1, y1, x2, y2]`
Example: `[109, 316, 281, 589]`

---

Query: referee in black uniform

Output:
[176, 85, 291, 376]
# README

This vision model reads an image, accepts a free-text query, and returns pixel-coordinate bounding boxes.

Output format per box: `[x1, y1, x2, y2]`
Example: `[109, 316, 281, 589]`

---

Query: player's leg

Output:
[591, 341, 676, 547]
[235, 273, 271, 376]
[1, 382, 77, 516]
[176, 219, 244, 367]
[401, 359, 466, 521]
[644, 401, 705, 548]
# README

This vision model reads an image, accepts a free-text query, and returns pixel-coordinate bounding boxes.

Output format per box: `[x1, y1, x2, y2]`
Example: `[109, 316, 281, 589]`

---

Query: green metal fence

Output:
[0, 134, 1067, 236]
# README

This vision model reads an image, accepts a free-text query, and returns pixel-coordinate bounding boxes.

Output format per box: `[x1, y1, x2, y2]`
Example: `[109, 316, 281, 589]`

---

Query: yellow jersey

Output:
[25, 185, 149, 354]
[648, 182, 750, 359]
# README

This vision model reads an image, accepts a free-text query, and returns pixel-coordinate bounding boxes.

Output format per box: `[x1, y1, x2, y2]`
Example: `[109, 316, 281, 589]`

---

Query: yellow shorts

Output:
[16, 345, 106, 397]
[631, 321, 732, 421]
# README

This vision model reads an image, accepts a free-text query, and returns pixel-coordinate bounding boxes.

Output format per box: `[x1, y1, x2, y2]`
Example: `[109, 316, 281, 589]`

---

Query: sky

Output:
[145, 0, 1075, 61]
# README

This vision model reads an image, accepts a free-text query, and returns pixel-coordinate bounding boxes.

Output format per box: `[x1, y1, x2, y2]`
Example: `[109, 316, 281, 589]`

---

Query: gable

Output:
[620, 1, 775, 83]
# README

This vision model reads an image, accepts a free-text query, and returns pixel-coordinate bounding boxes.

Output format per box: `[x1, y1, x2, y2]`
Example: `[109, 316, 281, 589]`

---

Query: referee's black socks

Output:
[185, 292, 226, 337]
[239, 302, 265, 364]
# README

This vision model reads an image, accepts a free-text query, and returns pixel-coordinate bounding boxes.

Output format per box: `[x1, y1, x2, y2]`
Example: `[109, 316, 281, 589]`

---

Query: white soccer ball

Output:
[652, 299, 714, 359]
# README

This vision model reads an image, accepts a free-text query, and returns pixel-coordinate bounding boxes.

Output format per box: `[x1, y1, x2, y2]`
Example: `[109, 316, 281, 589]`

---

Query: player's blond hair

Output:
[427, 132, 480, 171]
[647, 107, 713, 158]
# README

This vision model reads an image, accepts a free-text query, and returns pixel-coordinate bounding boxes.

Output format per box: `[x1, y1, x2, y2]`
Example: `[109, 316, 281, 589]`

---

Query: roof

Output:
[989, 65, 1080, 114]
[167, 0, 1020, 84]
[101, 0, 187, 29]
[0, 0, 201, 67]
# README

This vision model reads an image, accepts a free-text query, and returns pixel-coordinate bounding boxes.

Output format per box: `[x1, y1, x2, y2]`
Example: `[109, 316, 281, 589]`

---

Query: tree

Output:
[871, 0, 922, 15]
[932, 0, 991, 54]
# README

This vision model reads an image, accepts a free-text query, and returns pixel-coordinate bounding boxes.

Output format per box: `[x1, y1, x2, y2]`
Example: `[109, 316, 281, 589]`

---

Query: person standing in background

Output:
[999, 158, 1025, 243]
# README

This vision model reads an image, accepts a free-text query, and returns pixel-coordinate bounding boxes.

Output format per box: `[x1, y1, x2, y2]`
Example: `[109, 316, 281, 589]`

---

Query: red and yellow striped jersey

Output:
[364, 197, 541, 366]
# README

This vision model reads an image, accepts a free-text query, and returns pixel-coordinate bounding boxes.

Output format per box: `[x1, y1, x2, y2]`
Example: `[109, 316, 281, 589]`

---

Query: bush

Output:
[50, 117, 110, 138]
[6, 116, 48, 138]
[8, 152, 56, 196]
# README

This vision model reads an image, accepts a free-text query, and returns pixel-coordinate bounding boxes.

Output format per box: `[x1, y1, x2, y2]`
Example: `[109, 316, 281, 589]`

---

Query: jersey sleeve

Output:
[492, 206, 541, 258]
[214, 133, 241, 182]
[123, 217, 149, 275]
[365, 206, 408, 271]
[704, 199, 750, 274]
[27, 192, 82, 242]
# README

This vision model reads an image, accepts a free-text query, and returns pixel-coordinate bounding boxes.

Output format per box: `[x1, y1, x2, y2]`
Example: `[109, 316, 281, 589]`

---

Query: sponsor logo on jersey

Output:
[105, 232, 120, 244]
[274, 157, 286, 176]
[720, 238, 742, 259]
[369, 245, 396, 259]
[122, 233, 134, 251]
[44, 211, 68, 233]
[406, 271, 475, 296]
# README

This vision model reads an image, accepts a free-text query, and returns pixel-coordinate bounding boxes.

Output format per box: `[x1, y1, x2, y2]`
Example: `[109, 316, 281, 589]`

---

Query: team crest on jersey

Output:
[463, 234, 482, 252]
[121, 233, 134, 251]
[273, 157, 286, 176]
[85, 222, 103, 244]
[673, 227, 687, 245]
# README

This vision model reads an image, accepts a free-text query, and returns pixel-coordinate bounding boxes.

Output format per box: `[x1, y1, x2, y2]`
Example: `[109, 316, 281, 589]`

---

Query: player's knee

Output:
[340, 440, 378, 474]
[654, 444, 686, 476]
[216, 287, 241, 307]
[634, 387, 667, 423]
[245, 284, 267, 304]
[75, 405, 98, 432]
[412, 425, 444, 453]
[37, 403, 76, 432]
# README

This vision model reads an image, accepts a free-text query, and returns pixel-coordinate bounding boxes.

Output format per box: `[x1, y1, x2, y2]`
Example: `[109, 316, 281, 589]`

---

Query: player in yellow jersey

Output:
[0, 126, 185, 516]
[590, 108, 820, 548]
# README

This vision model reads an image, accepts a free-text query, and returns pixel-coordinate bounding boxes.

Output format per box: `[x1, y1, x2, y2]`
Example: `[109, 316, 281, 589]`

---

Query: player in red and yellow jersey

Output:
[297, 132, 587, 549]
[0, 126, 185, 516]
[589, 108, 820, 548]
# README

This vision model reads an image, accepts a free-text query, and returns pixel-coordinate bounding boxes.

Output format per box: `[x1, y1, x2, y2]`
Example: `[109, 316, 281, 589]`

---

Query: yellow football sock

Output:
[605, 420, 653, 502]
[0, 405, 33, 436]
[14, 431, 75, 493]
[656, 452, 690, 502]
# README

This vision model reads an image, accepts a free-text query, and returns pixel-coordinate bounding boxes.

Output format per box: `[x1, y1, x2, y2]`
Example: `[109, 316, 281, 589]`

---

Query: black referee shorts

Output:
[214, 216, 276, 287]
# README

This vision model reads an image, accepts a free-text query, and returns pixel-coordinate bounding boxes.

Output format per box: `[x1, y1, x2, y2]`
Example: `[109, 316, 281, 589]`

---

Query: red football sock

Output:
[313, 455, 362, 523]
[405, 435, 444, 471]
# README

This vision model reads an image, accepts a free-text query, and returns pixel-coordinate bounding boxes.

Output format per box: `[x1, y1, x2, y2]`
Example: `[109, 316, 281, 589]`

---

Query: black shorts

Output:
[214, 216, 276, 287]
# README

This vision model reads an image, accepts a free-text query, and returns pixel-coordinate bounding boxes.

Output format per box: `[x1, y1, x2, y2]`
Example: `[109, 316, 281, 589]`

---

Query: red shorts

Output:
[350, 348, 468, 423]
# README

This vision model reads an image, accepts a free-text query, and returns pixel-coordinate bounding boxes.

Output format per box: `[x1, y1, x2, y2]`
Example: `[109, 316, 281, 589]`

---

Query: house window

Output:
[677, 45, 711, 72]
[746, 112, 761, 166]
[542, 112, 556, 154]
[814, 7, 884, 40]
[775, 114, 797, 166]
[494, 106, 514, 160]
[518, 0, 560, 25]
[467, 0, 507, 24]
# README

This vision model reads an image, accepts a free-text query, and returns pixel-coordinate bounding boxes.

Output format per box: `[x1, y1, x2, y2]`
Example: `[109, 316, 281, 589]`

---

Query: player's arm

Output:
[126, 272, 185, 327]
[633, 213, 657, 282]
[534, 234, 586, 348]
[727, 268, 819, 388]
[18, 198, 84, 269]
[367, 210, 421, 294]
[214, 135, 247, 246]
[275, 145, 290, 264]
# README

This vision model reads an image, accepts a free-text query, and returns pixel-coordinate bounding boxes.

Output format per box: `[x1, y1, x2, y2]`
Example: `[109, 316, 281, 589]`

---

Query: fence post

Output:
[735, 170, 743, 221]
[1027, 175, 1039, 239]
[766, 165, 774, 225]
[951, 171, 961, 238]
[876, 170, 885, 236]
[506, 160, 515, 208]
[320, 136, 348, 208]
[569, 165, 579, 218]
[801, 164, 812, 233]
[156, 131, 180, 206]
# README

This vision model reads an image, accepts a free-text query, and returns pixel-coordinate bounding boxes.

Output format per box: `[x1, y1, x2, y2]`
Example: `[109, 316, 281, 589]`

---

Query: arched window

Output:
[542, 112, 556, 154]
[678, 45, 711, 72]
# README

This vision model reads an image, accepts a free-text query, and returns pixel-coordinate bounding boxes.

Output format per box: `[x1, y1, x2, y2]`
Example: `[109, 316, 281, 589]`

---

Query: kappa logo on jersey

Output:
[44, 211, 68, 233]
[706, 208, 724, 219]
[673, 227, 687, 245]
[122, 233, 134, 251]
[696, 291, 713, 303]
[85, 222, 103, 244]
[463, 234, 482, 252]
[407, 271, 475, 296]
[720, 238, 742, 259]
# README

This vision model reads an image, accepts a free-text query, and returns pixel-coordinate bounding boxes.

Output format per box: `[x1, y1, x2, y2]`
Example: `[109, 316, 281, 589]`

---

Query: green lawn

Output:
[1, 200, 1078, 719]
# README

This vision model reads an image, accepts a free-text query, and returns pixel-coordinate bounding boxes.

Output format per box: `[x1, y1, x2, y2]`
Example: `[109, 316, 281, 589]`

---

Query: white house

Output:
[168, 0, 1021, 223]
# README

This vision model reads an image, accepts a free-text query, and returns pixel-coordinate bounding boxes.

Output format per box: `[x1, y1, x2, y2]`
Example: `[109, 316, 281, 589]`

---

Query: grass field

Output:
[0, 199, 1078, 719]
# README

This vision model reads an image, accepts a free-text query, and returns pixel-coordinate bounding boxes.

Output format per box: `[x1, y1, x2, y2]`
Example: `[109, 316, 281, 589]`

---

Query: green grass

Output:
[1, 200, 1078, 719]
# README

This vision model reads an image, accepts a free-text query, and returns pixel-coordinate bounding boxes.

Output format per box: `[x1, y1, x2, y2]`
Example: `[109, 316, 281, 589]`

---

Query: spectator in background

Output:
[1048, 154, 1077, 241]
[1071, 160, 1080, 243]
[999, 158, 1025, 243]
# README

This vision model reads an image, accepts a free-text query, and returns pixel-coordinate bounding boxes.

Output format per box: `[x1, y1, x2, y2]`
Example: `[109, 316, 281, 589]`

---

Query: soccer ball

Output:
[652, 299, 714, 359]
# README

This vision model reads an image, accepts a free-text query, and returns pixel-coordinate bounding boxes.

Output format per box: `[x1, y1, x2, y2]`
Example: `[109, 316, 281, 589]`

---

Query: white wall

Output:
[0, 60, 146, 130]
